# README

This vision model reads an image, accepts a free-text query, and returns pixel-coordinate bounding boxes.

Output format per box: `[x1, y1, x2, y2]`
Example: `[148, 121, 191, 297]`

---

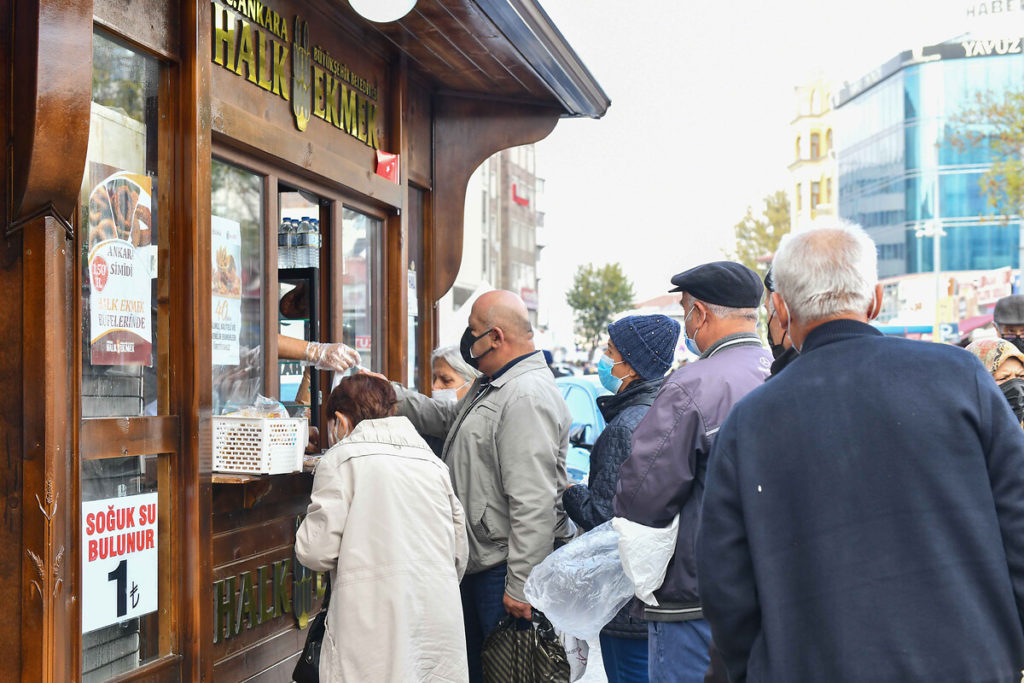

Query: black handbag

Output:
[481, 611, 570, 683]
[292, 577, 331, 683]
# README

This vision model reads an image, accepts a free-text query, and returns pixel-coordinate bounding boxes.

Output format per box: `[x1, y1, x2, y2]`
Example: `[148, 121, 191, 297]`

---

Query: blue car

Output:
[556, 375, 610, 484]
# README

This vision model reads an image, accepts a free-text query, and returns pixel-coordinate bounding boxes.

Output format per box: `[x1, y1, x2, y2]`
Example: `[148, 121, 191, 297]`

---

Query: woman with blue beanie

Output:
[563, 313, 680, 683]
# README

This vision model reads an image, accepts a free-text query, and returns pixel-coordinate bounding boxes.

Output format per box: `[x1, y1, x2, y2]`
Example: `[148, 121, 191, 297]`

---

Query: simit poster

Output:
[212, 215, 243, 365]
[87, 171, 154, 366]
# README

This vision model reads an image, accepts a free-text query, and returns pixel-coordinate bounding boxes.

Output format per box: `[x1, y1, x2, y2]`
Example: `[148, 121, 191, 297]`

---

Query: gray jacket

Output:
[395, 351, 574, 602]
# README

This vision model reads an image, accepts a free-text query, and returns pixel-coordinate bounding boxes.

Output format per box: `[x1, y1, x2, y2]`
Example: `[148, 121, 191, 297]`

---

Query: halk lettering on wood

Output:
[211, 516, 327, 643]
[211, 0, 381, 148]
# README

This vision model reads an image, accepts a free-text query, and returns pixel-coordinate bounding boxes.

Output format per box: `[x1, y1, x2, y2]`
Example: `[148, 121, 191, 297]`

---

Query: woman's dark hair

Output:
[325, 374, 397, 428]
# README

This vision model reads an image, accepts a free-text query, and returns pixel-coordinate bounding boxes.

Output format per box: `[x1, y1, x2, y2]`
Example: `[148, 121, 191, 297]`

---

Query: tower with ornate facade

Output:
[789, 74, 838, 233]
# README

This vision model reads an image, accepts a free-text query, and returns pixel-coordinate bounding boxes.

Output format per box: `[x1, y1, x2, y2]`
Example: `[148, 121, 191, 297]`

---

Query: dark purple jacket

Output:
[613, 334, 770, 619]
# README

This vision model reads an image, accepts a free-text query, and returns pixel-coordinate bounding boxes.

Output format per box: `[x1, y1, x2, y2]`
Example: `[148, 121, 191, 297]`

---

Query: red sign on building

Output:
[511, 183, 530, 207]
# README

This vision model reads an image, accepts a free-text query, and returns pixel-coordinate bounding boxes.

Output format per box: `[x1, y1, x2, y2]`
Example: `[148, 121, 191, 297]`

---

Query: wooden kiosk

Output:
[2, 0, 608, 679]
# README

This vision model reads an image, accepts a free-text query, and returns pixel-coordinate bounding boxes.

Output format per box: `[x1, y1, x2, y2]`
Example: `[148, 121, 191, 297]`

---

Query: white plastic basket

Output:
[212, 416, 307, 474]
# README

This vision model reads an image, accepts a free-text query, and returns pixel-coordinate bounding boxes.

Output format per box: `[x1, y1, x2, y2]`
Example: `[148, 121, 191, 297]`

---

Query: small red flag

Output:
[376, 150, 399, 182]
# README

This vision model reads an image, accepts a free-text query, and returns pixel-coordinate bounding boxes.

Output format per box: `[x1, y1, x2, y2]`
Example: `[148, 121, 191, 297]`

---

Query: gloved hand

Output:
[303, 341, 361, 372]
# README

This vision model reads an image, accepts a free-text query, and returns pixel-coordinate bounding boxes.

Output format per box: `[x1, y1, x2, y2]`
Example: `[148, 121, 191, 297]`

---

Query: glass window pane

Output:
[342, 208, 383, 370]
[211, 160, 264, 415]
[81, 456, 163, 679]
[277, 187, 324, 421]
[80, 32, 162, 418]
[407, 188, 425, 390]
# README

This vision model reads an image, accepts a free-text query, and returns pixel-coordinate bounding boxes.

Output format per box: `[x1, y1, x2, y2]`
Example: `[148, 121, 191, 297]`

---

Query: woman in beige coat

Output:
[295, 374, 469, 682]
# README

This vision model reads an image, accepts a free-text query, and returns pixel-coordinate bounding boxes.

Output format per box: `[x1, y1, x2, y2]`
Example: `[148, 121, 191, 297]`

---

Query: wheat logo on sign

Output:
[291, 17, 312, 132]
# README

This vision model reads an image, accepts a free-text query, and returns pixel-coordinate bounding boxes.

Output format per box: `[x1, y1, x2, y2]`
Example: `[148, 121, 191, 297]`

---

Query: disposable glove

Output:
[303, 341, 361, 372]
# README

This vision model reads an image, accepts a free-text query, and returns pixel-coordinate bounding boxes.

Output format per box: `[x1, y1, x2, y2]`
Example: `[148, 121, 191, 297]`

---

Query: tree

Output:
[730, 190, 791, 278]
[950, 88, 1024, 223]
[566, 263, 636, 355]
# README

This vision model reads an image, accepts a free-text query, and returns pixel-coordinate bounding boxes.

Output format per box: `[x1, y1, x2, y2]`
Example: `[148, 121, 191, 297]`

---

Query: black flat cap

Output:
[669, 261, 763, 308]
[994, 294, 1024, 325]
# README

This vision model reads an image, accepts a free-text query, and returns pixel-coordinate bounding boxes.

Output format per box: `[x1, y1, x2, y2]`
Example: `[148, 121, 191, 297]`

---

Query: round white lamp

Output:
[349, 0, 417, 23]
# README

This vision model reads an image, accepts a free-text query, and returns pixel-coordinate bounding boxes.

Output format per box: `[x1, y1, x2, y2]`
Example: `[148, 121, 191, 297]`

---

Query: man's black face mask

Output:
[460, 326, 493, 370]
[766, 311, 788, 361]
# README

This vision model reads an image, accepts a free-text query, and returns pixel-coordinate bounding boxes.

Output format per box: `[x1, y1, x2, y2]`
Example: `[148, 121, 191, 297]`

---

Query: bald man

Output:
[393, 290, 573, 683]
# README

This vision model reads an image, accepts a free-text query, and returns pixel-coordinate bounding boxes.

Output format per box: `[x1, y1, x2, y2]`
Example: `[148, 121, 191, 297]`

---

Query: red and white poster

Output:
[211, 216, 243, 366]
[81, 492, 159, 633]
[87, 171, 153, 366]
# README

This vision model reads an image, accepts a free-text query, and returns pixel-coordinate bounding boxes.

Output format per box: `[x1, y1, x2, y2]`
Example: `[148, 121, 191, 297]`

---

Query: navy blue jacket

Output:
[564, 377, 661, 531]
[563, 377, 661, 639]
[697, 320, 1024, 682]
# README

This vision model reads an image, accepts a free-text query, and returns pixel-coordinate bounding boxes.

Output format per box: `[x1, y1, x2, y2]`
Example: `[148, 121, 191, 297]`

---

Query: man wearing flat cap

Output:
[614, 261, 770, 683]
[994, 294, 1024, 353]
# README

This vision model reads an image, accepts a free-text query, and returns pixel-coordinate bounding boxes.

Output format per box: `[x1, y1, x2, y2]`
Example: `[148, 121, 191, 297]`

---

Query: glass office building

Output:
[836, 42, 1024, 278]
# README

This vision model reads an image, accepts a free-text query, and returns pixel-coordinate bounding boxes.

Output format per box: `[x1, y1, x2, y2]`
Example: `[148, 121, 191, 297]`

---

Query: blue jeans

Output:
[600, 633, 650, 683]
[461, 563, 509, 683]
[648, 620, 712, 683]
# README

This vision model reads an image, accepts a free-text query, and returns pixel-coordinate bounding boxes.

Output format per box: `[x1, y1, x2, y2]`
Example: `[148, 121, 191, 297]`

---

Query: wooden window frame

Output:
[74, 27, 184, 682]
[212, 141, 393, 427]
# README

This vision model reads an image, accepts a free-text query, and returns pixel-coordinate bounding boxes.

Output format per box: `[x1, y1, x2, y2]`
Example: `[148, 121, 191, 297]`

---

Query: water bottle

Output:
[278, 218, 291, 269]
[299, 216, 312, 268]
[310, 218, 321, 269]
[286, 218, 296, 269]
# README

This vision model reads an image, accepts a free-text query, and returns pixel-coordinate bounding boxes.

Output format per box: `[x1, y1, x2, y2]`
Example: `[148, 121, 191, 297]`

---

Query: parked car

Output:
[549, 362, 579, 377]
[555, 376, 610, 484]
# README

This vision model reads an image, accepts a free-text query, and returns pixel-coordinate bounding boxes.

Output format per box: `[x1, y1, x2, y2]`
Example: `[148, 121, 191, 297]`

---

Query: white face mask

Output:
[432, 378, 470, 403]
[432, 388, 459, 403]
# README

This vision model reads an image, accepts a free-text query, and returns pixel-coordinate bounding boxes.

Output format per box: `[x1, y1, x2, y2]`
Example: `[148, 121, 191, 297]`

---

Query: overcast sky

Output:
[533, 0, 974, 345]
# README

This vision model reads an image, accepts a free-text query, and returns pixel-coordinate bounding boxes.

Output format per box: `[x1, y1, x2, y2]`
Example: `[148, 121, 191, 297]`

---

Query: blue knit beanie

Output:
[607, 314, 681, 381]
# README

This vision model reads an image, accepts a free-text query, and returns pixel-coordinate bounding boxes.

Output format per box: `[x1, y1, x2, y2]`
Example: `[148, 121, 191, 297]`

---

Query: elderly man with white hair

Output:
[696, 224, 1024, 682]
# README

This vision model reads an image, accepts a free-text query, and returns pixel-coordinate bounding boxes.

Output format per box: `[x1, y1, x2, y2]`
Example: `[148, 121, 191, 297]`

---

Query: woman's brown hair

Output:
[325, 374, 397, 428]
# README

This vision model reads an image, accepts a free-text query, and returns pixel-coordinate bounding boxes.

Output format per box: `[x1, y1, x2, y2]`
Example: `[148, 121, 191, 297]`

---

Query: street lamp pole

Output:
[915, 221, 946, 341]
[916, 183, 945, 342]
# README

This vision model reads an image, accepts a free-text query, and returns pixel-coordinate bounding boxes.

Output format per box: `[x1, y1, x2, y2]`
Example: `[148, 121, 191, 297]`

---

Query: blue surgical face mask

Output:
[598, 354, 627, 393]
[683, 306, 703, 356]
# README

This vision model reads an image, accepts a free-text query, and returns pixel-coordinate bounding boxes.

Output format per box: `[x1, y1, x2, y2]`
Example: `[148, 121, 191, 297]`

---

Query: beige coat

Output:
[295, 416, 469, 682]
[396, 351, 573, 602]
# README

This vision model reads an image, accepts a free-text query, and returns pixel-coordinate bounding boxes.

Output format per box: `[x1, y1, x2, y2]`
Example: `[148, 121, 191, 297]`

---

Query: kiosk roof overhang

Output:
[339, 0, 610, 118]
